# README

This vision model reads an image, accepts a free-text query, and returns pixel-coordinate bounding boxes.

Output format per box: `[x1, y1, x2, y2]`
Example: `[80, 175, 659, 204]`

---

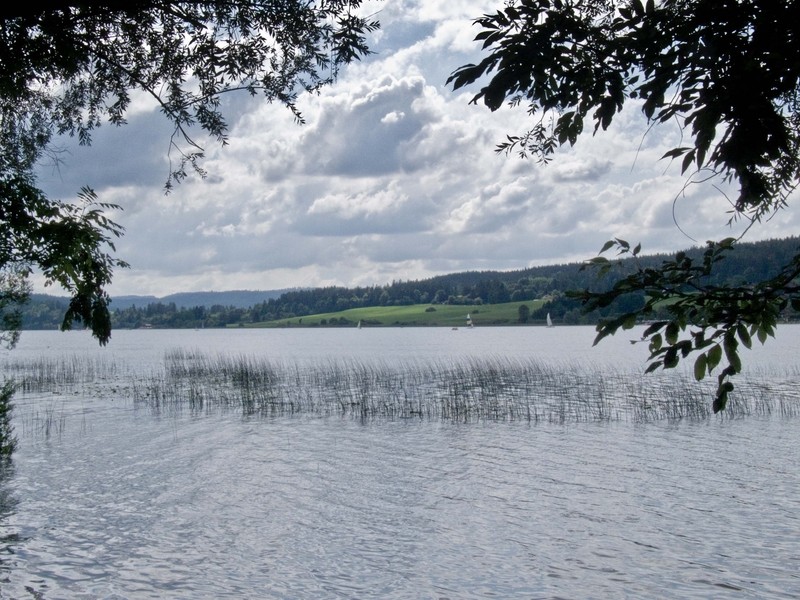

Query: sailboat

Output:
[466, 313, 474, 328]
[357, 320, 362, 329]
[546, 313, 554, 328]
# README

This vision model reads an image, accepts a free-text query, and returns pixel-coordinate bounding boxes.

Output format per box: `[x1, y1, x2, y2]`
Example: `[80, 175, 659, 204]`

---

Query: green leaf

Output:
[599, 240, 616, 254]
[665, 322, 679, 345]
[661, 147, 690, 159]
[681, 151, 695, 174]
[649, 333, 663, 353]
[723, 334, 741, 373]
[736, 322, 751, 349]
[693, 353, 707, 381]
[714, 381, 735, 413]
[642, 321, 667, 337]
[663, 347, 679, 369]
[622, 313, 637, 330]
[706, 344, 722, 371]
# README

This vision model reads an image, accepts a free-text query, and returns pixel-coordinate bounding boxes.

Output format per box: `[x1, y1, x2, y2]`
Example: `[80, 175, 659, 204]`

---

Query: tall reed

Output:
[4, 350, 798, 424]
[128, 351, 799, 423]
[2, 355, 120, 393]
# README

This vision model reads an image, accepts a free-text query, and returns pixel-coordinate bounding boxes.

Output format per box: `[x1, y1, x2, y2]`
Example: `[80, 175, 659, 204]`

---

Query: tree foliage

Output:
[568, 238, 800, 411]
[0, 265, 31, 350]
[0, 380, 16, 458]
[1, 182, 127, 344]
[449, 0, 800, 409]
[517, 303, 531, 323]
[1, 0, 378, 344]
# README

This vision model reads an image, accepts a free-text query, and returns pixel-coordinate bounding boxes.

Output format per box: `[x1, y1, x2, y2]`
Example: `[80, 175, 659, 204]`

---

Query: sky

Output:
[35, 1, 800, 298]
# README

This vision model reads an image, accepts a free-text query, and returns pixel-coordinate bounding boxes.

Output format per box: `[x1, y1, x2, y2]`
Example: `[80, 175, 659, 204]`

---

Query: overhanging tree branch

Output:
[1, 0, 379, 345]
[450, 0, 800, 410]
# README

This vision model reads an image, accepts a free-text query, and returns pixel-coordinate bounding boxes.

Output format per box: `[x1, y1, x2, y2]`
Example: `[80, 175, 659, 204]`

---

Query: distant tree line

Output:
[17, 237, 800, 330]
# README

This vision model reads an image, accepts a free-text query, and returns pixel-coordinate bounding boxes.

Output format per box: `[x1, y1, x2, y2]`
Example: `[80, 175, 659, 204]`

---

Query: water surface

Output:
[1, 327, 799, 598]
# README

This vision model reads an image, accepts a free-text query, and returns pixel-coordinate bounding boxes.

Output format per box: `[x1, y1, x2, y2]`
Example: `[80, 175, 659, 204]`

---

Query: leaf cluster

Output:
[569, 238, 800, 412]
[0, 176, 128, 345]
[448, 0, 800, 219]
[1, 1, 378, 345]
[0, 265, 30, 349]
[1, 0, 378, 188]
[449, 0, 800, 410]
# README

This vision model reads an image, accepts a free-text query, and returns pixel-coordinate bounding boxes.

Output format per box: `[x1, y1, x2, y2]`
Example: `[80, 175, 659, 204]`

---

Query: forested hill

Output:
[109, 289, 294, 310]
[17, 236, 800, 330]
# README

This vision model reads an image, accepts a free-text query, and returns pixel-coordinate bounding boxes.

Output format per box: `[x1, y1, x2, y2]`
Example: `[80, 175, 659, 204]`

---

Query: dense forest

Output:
[16, 237, 800, 330]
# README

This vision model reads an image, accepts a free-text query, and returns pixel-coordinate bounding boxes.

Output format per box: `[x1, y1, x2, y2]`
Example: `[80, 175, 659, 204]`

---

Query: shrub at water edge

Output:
[0, 381, 17, 457]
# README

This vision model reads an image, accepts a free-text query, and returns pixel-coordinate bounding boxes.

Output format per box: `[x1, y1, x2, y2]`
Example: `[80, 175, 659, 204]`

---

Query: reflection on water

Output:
[0, 328, 799, 598]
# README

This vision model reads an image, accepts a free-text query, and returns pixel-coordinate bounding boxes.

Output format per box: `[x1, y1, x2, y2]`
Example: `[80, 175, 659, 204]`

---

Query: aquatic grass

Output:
[14, 398, 68, 440]
[4, 350, 799, 424]
[1, 355, 122, 393]
[126, 350, 800, 423]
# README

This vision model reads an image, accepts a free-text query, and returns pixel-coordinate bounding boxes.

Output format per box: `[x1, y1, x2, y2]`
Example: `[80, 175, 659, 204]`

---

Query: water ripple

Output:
[2, 330, 800, 598]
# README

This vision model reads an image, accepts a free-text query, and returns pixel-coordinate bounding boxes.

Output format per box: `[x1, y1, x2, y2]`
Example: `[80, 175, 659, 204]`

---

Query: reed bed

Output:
[2, 355, 122, 394]
[4, 349, 799, 423]
[130, 350, 799, 423]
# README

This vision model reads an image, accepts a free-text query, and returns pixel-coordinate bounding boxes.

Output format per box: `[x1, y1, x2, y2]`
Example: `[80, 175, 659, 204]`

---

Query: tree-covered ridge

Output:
[17, 236, 800, 330]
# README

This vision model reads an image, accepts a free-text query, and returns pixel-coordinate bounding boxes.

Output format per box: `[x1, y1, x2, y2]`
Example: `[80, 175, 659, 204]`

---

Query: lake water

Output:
[1, 326, 799, 598]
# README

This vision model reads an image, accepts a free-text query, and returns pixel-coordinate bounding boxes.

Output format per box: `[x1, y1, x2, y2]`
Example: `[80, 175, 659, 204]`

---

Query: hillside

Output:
[110, 289, 295, 310]
[13, 236, 800, 330]
[247, 300, 549, 328]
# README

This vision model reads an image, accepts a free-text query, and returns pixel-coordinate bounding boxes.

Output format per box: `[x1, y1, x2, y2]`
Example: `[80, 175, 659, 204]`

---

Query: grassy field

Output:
[244, 299, 549, 328]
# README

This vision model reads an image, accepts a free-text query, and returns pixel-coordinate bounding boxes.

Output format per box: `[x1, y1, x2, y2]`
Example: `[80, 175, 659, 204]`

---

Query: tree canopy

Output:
[0, 0, 377, 345]
[449, 0, 800, 410]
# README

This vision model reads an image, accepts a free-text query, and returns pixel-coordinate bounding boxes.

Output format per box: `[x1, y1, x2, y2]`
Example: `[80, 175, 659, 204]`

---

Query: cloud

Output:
[296, 76, 436, 177]
[551, 158, 612, 183]
[28, 2, 800, 297]
[37, 109, 172, 198]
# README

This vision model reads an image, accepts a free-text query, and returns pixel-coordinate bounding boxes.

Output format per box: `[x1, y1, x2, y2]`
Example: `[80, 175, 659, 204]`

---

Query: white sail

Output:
[466, 313, 474, 328]
[546, 313, 553, 328]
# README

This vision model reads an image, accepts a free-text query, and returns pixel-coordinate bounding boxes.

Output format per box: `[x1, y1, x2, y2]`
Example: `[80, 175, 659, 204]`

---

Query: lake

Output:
[1, 326, 799, 598]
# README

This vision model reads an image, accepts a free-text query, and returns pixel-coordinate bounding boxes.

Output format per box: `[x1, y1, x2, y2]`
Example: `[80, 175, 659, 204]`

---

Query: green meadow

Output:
[245, 299, 548, 328]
